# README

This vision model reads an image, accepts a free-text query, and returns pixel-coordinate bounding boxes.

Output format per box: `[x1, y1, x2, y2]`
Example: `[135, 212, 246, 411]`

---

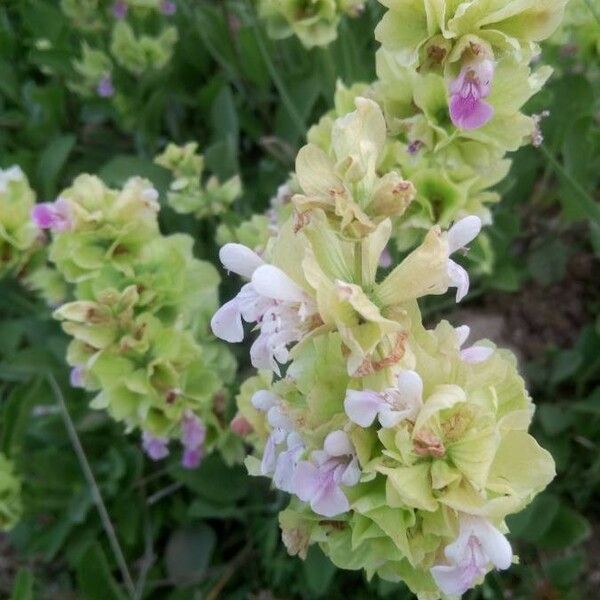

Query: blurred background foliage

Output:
[0, 0, 599, 599]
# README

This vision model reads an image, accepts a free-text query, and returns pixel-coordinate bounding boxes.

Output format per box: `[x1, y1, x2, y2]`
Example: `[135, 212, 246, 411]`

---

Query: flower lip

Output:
[219, 243, 265, 279]
[431, 515, 512, 596]
[449, 59, 495, 130]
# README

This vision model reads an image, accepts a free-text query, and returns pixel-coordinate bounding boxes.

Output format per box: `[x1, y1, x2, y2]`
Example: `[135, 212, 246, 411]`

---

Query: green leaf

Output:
[98, 156, 171, 196]
[171, 455, 248, 504]
[10, 568, 34, 600]
[545, 553, 585, 588]
[165, 524, 216, 586]
[506, 493, 560, 543]
[538, 404, 575, 436]
[303, 545, 337, 597]
[36, 134, 76, 199]
[527, 238, 569, 286]
[537, 505, 591, 551]
[550, 349, 583, 385]
[75, 543, 127, 600]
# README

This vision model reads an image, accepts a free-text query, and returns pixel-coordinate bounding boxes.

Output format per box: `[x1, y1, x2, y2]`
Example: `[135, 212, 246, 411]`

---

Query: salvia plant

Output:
[209, 0, 570, 596]
[2, 0, 597, 597]
[31, 174, 242, 468]
[257, 0, 366, 48]
[155, 142, 243, 219]
[66, 0, 179, 121]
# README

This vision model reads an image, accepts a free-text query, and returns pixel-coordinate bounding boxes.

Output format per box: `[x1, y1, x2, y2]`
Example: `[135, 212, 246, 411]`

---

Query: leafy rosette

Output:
[34, 175, 240, 468]
[258, 0, 365, 49]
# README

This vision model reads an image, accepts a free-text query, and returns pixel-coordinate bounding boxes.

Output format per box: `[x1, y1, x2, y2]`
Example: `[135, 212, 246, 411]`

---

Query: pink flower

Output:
[69, 366, 86, 389]
[180, 411, 206, 470]
[182, 447, 203, 469]
[160, 0, 177, 15]
[345, 370, 423, 429]
[230, 415, 253, 437]
[292, 430, 360, 517]
[31, 198, 73, 232]
[111, 0, 128, 19]
[142, 432, 170, 461]
[449, 59, 495, 130]
[431, 515, 512, 596]
[97, 74, 115, 98]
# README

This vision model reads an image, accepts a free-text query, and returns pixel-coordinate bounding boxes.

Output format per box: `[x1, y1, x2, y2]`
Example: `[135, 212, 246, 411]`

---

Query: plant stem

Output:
[538, 144, 600, 225]
[245, 0, 306, 137]
[48, 373, 136, 598]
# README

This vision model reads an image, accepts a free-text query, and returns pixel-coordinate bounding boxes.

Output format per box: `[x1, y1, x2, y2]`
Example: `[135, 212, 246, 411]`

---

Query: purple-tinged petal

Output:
[293, 461, 322, 501]
[182, 447, 203, 469]
[210, 297, 244, 342]
[160, 0, 177, 15]
[112, 0, 128, 19]
[344, 389, 385, 427]
[250, 333, 280, 375]
[471, 519, 512, 570]
[181, 412, 206, 449]
[339, 456, 361, 487]
[378, 245, 392, 268]
[219, 243, 264, 278]
[142, 432, 169, 461]
[450, 94, 494, 130]
[69, 366, 86, 388]
[261, 435, 277, 475]
[31, 200, 72, 232]
[251, 390, 279, 412]
[97, 74, 115, 98]
[311, 480, 350, 517]
[273, 434, 304, 493]
[323, 430, 353, 457]
[431, 562, 483, 597]
[460, 345, 494, 364]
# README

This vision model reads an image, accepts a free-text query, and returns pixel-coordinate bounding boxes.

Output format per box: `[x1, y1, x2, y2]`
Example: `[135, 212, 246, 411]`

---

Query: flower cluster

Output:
[214, 97, 555, 598]
[257, 0, 365, 48]
[155, 143, 242, 219]
[0, 453, 22, 531]
[33, 174, 241, 468]
[290, 0, 568, 251]
[0, 166, 39, 278]
[0, 166, 67, 305]
[68, 0, 178, 103]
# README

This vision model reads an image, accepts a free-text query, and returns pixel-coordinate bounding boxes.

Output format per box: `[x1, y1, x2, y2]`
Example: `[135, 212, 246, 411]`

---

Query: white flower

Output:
[251, 390, 304, 493]
[344, 370, 423, 428]
[446, 216, 482, 302]
[211, 243, 317, 374]
[0, 165, 24, 193]
[455, 325, 495, 364]
[431, 514, 512, 596]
